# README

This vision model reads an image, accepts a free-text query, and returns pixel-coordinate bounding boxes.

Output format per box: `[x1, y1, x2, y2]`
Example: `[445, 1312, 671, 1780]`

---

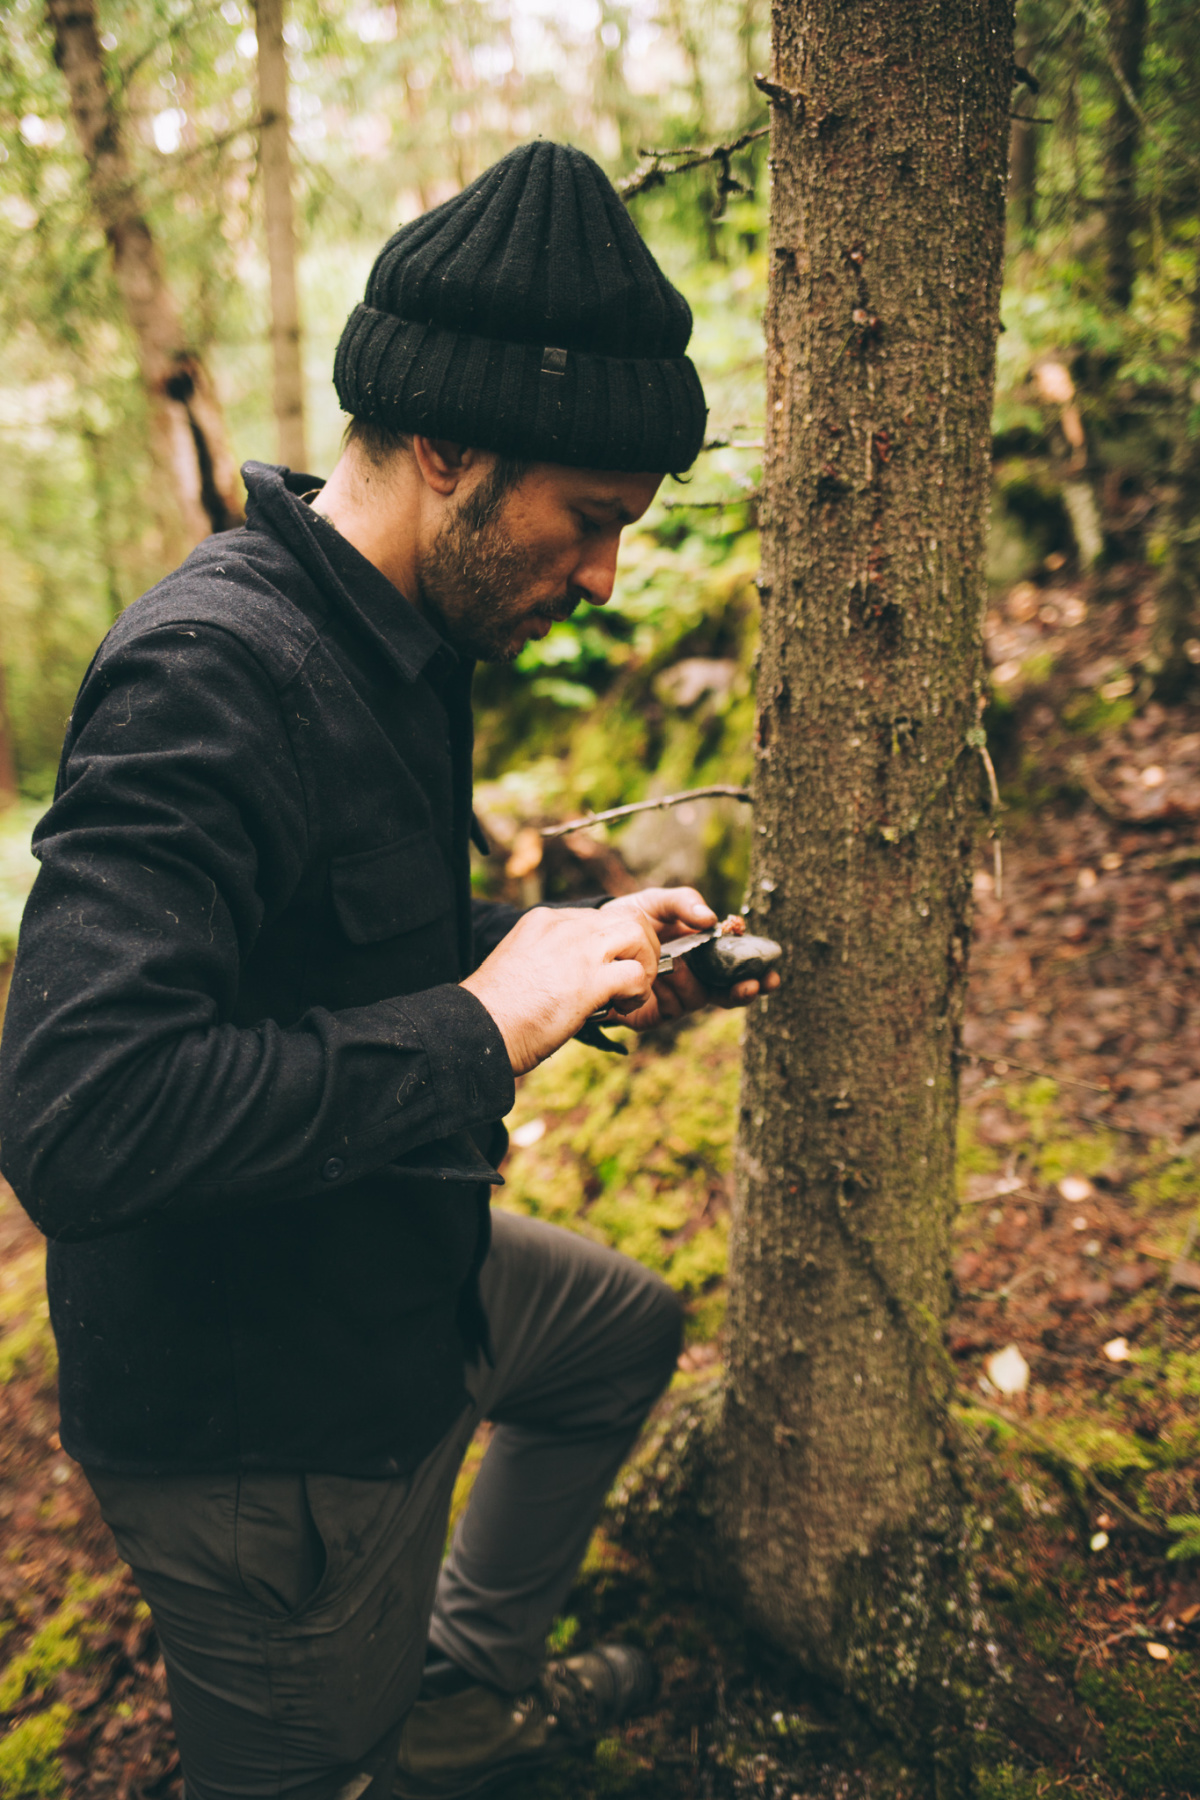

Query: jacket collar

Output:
[242, 460, 450, 686]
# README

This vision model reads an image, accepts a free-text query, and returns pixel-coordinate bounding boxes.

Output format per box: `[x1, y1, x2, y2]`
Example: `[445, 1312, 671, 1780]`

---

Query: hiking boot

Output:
[393, 1643, 656, 1799]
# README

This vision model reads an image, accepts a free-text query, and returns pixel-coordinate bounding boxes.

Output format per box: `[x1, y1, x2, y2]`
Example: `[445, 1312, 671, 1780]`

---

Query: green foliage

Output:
[0, 1704, 72, 1800]
[1077, 1653, 1200, 1798]
[976, 1766, 1052, 1800]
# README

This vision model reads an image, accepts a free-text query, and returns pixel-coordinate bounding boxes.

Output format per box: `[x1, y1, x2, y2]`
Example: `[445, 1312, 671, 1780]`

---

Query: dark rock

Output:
[686, 932, 782, 988]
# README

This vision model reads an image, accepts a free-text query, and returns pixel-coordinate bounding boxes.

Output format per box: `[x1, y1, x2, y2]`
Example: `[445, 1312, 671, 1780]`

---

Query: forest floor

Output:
[2, 564, 1200, 1798]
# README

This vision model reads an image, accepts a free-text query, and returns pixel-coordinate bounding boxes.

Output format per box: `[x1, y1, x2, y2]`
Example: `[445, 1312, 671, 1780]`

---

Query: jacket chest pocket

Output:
[330, 831, 455, 946]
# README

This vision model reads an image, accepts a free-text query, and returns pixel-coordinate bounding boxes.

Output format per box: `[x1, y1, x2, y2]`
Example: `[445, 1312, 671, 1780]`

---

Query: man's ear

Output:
[412, 437, 483, 495]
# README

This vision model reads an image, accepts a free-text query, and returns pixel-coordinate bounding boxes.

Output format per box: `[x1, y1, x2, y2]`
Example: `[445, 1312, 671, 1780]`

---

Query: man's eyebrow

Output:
[579, 495, 636, 524]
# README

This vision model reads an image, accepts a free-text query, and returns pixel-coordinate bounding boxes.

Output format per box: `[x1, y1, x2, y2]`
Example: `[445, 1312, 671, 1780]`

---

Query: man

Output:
[0, 141, 775, 1800]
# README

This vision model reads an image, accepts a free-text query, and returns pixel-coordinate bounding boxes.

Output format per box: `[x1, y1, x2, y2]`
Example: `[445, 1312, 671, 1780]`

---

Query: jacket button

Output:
[321, 1157, 346, 1182]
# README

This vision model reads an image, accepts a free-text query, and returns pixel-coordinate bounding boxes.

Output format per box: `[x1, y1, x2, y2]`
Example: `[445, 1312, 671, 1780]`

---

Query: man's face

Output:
[414, 460, 662, 663]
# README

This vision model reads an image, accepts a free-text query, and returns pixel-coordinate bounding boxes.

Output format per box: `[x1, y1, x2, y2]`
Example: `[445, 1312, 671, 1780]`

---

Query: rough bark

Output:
[47, 0, 243, 555]
[255, 0, 309, 472]
[715, 0, 1011, 1785]
[1102, 0, 1147, 312]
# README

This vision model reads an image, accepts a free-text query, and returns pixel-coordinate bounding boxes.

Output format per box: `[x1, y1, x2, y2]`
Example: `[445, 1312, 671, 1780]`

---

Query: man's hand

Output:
[597, 887, 782, 1033]
[461, 903, 664, 1075]
[461, 888, 781, 1075]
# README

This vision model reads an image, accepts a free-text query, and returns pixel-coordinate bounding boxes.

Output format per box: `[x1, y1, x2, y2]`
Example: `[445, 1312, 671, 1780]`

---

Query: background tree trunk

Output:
[716, 0, 1011, 1782]
[255, 0, 309, 472]
[1102, 0, 1147, 312]
[1152, 274, 1200, 697]
[47, 0, 243, 558]
[0, 661, 18, 808]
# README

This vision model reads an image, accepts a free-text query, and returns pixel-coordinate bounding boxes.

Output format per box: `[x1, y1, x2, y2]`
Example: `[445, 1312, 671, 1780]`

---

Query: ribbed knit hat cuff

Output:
[334, 303, 707, 473]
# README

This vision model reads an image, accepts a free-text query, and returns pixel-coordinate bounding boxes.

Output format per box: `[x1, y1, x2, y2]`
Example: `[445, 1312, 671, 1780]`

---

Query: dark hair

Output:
[343, 417, 529, 507]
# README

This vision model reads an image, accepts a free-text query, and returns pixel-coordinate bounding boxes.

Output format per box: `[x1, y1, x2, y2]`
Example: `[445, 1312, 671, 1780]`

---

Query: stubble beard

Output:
[415, 478, 580, 664]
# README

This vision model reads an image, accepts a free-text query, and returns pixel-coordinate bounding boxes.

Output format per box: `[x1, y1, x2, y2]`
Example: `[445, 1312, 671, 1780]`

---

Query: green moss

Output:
[1131, 1155, 1200, 1212]
[1006, 1078, 1059, 1143]
[500, 1011, 741, 1305]
[1062, 689, 1138, 738]
[1078, 1653, 1200, 1797]
[1032, 1415, 1153, 1478]
[0, 1247, 55, 1385]
[0, 1704, 72, 1799]
[0, 1579, 111, 1710]
[957, 1111, 1001, 1183]
[1035, 1131, 1118, 1187]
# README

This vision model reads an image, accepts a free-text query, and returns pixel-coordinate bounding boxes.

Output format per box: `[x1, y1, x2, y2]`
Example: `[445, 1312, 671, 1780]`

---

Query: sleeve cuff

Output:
[389, 983, 515, 1138]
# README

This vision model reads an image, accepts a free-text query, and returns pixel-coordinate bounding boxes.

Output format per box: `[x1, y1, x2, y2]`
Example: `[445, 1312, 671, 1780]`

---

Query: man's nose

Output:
[573, 535, 621, 607]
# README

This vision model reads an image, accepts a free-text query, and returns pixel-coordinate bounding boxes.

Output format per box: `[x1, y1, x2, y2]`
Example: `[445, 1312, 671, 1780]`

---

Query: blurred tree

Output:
[255, 0, 308, 470]
[1153, 270, 1200, 696]
[1101, 0, 1147, 310]
[0, 667, 17, 809]
[45, 0, 243, 556]
[717, 0, 1011, 1785]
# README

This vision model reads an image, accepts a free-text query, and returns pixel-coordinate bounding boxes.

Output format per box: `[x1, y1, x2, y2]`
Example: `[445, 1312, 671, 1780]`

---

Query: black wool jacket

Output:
[0, 462, 547, 1477]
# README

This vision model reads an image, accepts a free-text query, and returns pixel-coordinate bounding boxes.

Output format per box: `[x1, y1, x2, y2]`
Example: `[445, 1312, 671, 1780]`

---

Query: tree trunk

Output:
[1152, 276, 1200, 698]
[1008, 41, 1038, 239]
[0, 658, 18, 808]
[716, 0, 1011, 1784]
[47, 0, 243, 557]
[255, 0, 309, 472]
[1102, 0, 1147, 312]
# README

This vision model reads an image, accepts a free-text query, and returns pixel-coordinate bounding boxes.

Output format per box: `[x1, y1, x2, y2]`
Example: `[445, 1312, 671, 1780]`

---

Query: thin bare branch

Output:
[540, 785, 752, 840]
[618, 126, 767, 206]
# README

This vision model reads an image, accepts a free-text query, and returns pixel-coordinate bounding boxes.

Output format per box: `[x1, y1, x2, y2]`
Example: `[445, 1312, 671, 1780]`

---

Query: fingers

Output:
[616, 886, 716, 935]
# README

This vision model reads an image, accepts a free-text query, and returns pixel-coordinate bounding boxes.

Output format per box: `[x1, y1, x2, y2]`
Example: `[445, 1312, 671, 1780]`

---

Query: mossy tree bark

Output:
[716, 0, 1011, 1784]
[47, 0, 243, 560]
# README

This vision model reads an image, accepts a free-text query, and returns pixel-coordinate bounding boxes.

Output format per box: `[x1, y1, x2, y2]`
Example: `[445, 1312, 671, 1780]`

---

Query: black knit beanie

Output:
[334, 141, 707, 473]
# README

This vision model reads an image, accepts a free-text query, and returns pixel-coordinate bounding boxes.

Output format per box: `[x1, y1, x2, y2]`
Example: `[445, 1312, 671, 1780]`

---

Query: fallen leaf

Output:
[1102, 1337, 1130, 1362]
[1146, 1642, 1170, 1661]
[1060, 1176, 1093, 1203]
[985, 1344, 1030, 1395]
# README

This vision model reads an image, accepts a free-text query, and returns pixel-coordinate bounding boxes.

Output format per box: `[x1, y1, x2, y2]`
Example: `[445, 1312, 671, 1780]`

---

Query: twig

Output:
[701, 437, 764, 451]
[753, 72, 806, 112]
[970, 1052, 1111, 1094]
[971, 731, 1005, 898]
[618, 126, 768, 205]
[662, 491, 760, 511]
[540, 785, 752, 840]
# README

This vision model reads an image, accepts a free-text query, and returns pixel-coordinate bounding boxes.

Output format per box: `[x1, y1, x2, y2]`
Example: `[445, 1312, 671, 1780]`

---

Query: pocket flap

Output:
[330, 832, 454, 945]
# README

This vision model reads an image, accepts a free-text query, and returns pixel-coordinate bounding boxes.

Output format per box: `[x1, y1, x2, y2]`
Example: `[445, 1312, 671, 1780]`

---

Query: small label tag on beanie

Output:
[540, 346, 568, 376]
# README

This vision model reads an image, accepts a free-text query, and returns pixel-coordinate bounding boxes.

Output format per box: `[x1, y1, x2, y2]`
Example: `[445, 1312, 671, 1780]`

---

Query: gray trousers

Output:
[86, 1212, 682, 1800]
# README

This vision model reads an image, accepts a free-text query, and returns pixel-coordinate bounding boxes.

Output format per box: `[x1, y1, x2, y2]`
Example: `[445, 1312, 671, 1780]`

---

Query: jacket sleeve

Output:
[0, 624, 514, 1242]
